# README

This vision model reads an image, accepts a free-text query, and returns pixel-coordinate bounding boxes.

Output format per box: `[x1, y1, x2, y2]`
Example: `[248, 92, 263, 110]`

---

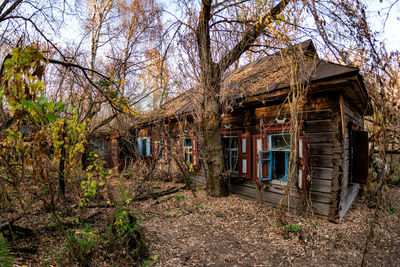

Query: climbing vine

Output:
[276, 44, 315, 221]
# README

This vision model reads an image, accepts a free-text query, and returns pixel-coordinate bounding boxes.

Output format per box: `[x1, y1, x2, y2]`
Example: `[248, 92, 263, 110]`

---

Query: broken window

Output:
[255, 131, 309, 192]
[256, 133, 290, 181]
[268, 133, 290, 181]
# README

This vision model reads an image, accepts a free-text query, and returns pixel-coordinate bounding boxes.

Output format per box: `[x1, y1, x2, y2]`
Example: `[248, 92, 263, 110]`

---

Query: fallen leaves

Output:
[136, 182, 400, 266]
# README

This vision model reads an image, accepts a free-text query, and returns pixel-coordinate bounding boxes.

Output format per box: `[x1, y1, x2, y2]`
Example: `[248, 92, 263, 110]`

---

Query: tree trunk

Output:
[203, 80, 228, 197]
[58, 121, 67, 197]
[197, 0, 228, 197]
[196, 0, 291, 197]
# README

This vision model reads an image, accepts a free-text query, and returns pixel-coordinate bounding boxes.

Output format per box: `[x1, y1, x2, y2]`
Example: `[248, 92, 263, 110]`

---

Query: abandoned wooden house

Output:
[131, 40, 370, 222]
[86, 131, 120, 169]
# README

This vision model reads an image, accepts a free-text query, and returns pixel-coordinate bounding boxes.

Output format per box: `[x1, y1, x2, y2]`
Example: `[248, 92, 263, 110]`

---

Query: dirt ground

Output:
[136, 183, 400, 267]
[7, 180, 400, 266]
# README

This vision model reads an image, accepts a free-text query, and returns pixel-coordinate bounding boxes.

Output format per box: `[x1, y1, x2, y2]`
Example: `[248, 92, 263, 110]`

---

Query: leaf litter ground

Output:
[136, 182, 400, 266]
[8, 179, 400, 266]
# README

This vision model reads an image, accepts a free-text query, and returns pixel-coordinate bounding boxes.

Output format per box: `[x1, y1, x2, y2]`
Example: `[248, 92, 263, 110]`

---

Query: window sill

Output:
[270, 179, 288, 186]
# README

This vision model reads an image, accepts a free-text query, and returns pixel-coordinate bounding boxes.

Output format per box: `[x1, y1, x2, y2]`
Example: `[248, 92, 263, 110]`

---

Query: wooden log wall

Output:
[190, 93, 343, 218]
[338, 96, 364, 220]
[329, 98, 343, 222]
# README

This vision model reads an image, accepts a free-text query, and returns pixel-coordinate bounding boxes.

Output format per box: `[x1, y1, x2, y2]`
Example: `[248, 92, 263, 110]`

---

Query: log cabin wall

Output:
[127, 40, 371, 221]
[337, 95, 365, 220]
[190, 92, 343, 219]
[135, 88, 367, 221]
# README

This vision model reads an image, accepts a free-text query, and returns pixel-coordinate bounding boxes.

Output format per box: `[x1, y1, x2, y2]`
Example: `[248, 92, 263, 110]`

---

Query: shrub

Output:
[285, 224, 301, 232]
[65, 224, 98, 266]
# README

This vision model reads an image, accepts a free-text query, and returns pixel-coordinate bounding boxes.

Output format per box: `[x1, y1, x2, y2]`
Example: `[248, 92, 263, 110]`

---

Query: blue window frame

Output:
[259, 133, 290, 182]
[136, 137, 151, 157]
[259, 151, 272, 181]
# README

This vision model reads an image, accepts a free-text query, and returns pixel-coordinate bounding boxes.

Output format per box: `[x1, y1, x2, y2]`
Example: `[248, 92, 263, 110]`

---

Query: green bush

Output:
[311, 221, 319, 228]
[285, 224, 301, 232]
[390, 204, 398, 215]
[65, 224, 98, 265]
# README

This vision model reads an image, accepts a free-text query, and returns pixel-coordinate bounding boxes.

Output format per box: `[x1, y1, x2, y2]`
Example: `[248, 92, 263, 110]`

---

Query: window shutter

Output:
[146, 138, 151, 156]
[137, 138, 143, 156]
[153, 138, 159, 159]
[191, 133, 199, 168]
[110, 138, 119, 168]
[352, 131, 369, 184]
[163, 136, 168, 163]
[298, 135, 309, 194]
[239, 133, 251, 179]
[252, 134, 268, 181]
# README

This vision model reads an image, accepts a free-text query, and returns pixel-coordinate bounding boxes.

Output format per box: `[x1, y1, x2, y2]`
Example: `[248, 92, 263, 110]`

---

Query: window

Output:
[182, 137, 193, 164]
[142, 138, 148, 155]
[92, 138, 106, 157]
[137, 137, 151, 157]
[223, 135, 238, 173]
[259, 133, 290, 181]
[268, 133, 290, 181]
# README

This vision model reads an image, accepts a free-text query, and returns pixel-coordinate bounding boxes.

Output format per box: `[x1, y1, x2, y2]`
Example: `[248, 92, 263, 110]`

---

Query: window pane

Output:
[231, 136, 238, 148]
[142, 139, 147, 156]
[137, 138, 143, 155]
[273, 151, 286, 178]
[242, 138, 246, 153]
[185, 152, 192, 164]
[242, 159, 247, 173]
[271, 134, 290, 150]
[299, 139, 303, 158]
[183, 137, 192, 147]
[232, 150, 238, 172]
[146, 138, 151, 156]
[223, 136, 238, 173]
[298, 169, 303, 189]
[257, 139, 262, 153]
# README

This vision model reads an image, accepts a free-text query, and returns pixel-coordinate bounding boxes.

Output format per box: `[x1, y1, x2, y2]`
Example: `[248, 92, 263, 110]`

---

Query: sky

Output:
[58, 0, 400, 58]
[158, 0, 400, 53]
[366, 0, 400, 52]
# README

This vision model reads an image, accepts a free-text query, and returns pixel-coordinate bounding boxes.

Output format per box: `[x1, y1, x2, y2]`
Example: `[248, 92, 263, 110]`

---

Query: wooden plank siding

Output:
[189, 175, 330, 217]
[338, 97, 364, 220]
[189, 94, 340, 219]
[328, 95, 344, 222]
[188, 93, 365, 221]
